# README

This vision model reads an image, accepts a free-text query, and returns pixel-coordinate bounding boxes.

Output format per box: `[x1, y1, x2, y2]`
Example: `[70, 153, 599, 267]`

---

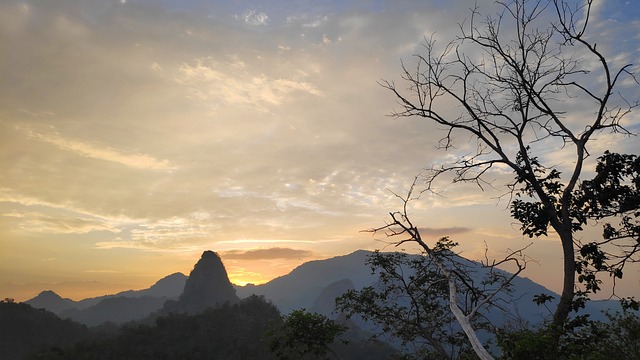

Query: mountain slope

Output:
[25, 272, 187, 319]
[24, 290, 76, 315]
[236, 250, 374, 313]
[59, 295, 169, 326]
[235, 250, 612, 327]
[74, 272, 187, 310]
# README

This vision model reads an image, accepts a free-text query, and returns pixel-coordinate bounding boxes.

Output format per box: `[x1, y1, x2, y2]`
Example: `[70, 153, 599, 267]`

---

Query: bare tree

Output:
[382, 0, 638, 335]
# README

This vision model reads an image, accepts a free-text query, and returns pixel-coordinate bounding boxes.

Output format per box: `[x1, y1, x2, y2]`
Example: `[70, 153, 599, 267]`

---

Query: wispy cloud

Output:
[17, 125, 176, 171]
[176, 57, 322, 110]
[235, 10, 270, 26]
[222, 247, 314, 260]
[3, 211, 121, 234]
[420, 226, 472, 238]
[217, 239, 318, 245]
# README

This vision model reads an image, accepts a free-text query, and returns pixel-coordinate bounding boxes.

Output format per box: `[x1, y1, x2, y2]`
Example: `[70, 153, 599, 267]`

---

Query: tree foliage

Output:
[266, 309, 347, 360]
[0, 301, 90, 360]
[30, 295, 282, 360]
[512, 151, 640, 294]
[497, 307, 640, 360]
[574, 152, 640, 290]
[336, 248, 481, 359]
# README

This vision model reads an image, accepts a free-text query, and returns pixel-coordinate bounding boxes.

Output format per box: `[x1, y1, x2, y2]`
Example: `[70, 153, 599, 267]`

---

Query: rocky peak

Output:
[172, 251, 239, 314]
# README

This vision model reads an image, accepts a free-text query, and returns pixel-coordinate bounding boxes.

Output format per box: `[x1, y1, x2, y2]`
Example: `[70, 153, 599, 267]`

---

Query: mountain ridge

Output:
[26, 272, 187, 313]
[23, 249, 621, 327]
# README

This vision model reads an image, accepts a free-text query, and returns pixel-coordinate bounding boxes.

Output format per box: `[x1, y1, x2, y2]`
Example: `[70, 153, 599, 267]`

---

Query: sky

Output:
[1, 0, 639, 302]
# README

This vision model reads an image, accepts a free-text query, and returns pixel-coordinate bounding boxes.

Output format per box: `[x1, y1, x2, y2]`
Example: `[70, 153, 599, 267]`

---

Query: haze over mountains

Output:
[23, 249, 618, 328]
[25, 272, 188, 326]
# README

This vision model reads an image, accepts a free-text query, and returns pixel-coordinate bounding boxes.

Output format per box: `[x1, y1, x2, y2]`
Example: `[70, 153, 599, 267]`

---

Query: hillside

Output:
[0, 300, 90, 360]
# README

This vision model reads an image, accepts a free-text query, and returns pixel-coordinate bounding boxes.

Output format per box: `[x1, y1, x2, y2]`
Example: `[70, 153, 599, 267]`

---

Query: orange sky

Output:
[1, 0, 639, 302]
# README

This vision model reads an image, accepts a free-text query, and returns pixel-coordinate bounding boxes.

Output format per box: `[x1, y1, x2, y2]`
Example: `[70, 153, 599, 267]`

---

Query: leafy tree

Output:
[497, 304, 640, 360]
[267, 309, 347, 360]
[336, 247, 490, 359]
[383, 0, 638, 340]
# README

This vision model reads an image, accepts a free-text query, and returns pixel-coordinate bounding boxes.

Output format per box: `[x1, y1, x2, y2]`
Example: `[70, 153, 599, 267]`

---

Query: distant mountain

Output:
[310, 278, 355, 317]
[139, 272, 187, 298]
[236, 250, 374, 313]
[25, 272, 187, 323]
[235, 250, 619, 328]
[21, 250, 622, 330]
[59, 295, 170, 327]
[0, 300, 90, 360]
[73, 272, 187, 310]
[25, 290, 76, 315]
[163, 251, 239, 315]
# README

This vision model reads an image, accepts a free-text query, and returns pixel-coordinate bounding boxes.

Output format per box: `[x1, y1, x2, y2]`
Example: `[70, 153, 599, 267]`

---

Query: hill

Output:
[25, 273, 187, 326]
[24, 290, 76, 314]
[0, 300, 90, 360]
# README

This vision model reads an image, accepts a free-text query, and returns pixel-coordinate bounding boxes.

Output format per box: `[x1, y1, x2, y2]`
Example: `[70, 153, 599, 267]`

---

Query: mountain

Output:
[163, 250, 239, 314]
[139, 272, 187, 298]
[21, 249, 621, 330]
[236, 250, 374, 313]
[24, 290, 76, 315]
[94, 272, 187, 302]
[310, 278, 355, 317]
[59, 295, 170, 327]
[235, 250, 619, 328]
[56, 273, 188, 326]
[25, 272, 187, 322]
[73, 272, 187, 310]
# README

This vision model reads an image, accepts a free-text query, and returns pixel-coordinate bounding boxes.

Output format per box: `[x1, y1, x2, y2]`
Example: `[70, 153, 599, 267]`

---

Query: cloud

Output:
[222, 247, 314, 260]
[1, 0, 638, 300]
[420, 227, 472, 238]
[176, 57, 323, 110]
[93, 239, 205, 252]
[2, 211, 120, 235]
[17, 125, 176, 171]
[236, 10, 270, 26]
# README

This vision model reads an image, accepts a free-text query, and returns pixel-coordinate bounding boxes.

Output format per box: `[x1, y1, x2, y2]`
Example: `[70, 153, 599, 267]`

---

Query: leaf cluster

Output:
[498, 306, 640, 360]
[266, 309, 347, 360]
[511, 151, 640, 293]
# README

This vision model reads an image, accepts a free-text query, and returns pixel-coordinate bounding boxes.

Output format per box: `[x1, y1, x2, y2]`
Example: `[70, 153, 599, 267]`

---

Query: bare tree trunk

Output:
[553, 228, 576, 329]
[446, 277, 494, 360]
